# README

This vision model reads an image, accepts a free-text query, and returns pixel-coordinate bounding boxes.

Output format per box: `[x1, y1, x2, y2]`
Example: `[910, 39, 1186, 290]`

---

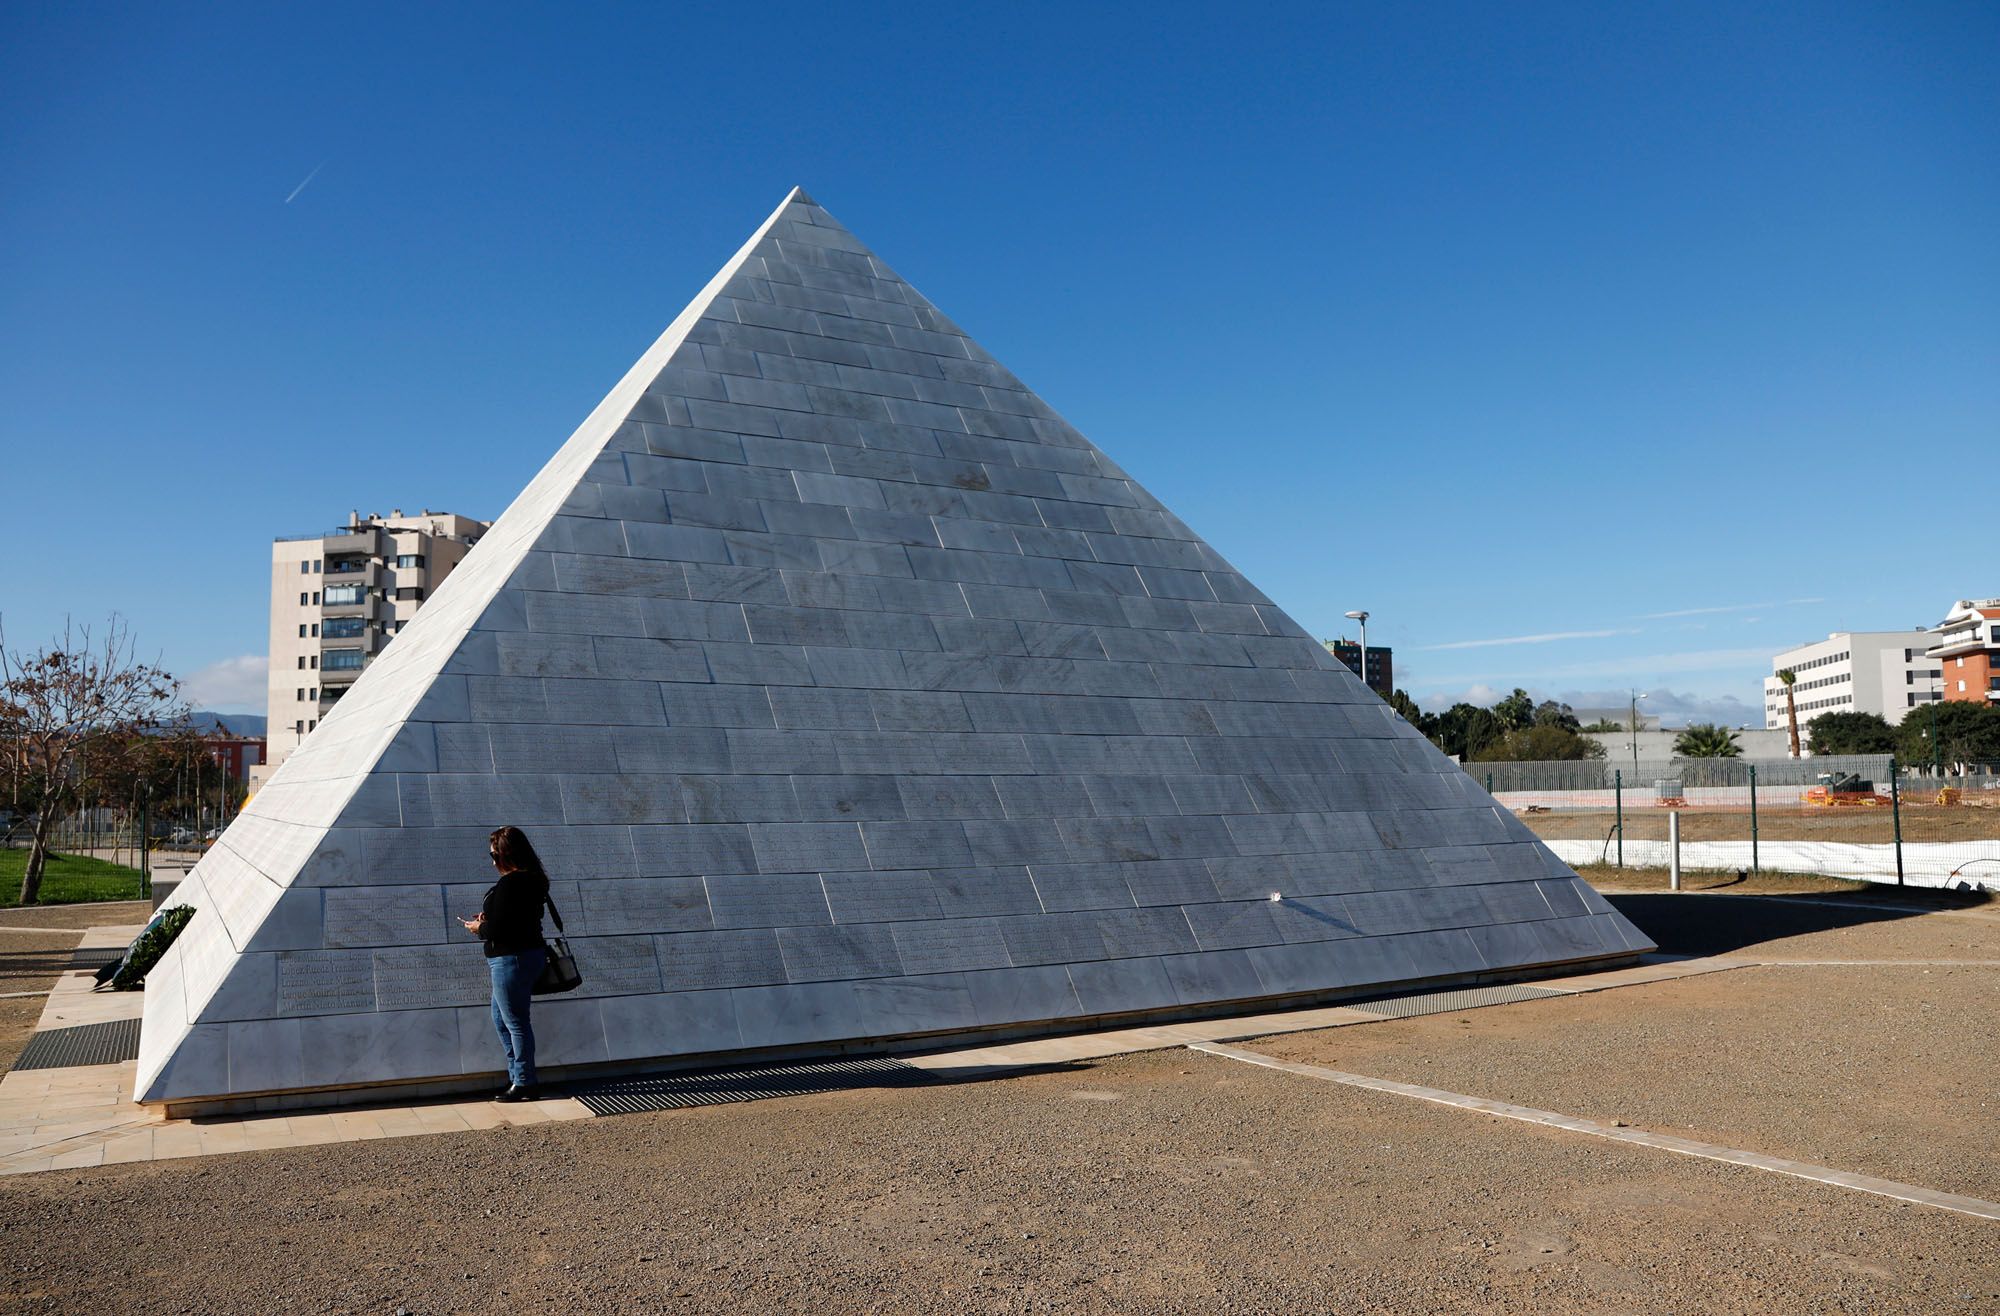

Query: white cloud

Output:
[1409, 682, 1764, 728]
[1418, 628, 1640, 652]
[1635, 597, 1823, 620]
[1417, 646, 1775, 688]
[181, 654, 266, 712]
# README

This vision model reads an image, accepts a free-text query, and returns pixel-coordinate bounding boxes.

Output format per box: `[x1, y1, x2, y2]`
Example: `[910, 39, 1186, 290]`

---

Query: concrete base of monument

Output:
[149, 949, 1644, 1119]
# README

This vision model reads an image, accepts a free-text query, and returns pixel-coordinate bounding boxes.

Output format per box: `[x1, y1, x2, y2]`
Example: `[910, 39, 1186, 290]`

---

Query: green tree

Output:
[1806, 711, 1897, 756]
[1532, 700, 1580, 732]
[1473, 724, 1607, 762]
[1579, 718, 1625, 733]
[1673, 723, 1743, 758]
[1387, 689, 1434, 737]
[1493, 688, 1535, 731]
[1898, 701, 2000, 771]
[1431, 703, 1504, 760]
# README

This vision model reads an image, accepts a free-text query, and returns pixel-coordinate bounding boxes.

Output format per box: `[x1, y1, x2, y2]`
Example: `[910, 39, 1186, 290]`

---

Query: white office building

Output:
[1762, 631, 1942, 734]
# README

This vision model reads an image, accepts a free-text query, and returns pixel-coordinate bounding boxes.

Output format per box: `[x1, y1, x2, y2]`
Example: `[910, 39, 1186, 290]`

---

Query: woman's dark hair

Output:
[488, 826, 547, 877]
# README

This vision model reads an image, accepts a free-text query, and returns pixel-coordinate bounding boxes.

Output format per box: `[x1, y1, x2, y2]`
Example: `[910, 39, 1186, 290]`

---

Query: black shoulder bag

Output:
[533, 892, 584, 995]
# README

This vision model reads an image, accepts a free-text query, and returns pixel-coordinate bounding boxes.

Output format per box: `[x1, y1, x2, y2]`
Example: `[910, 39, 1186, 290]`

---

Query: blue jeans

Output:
[488, 948, 546, 1087]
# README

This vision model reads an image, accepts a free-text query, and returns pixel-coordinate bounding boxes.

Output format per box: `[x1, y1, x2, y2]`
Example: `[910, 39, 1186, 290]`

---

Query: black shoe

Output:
[493, 1084, 540, 1103]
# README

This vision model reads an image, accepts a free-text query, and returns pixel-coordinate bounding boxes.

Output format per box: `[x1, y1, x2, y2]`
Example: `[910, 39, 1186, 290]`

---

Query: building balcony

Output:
[319, 658, 366, 685]
[321, 561, 385, 589]
[320, 527, 385, 557]
[1926, 638, 1992, 661]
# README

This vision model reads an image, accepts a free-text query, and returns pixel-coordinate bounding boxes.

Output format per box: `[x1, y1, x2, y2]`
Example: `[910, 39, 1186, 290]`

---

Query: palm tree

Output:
[1777, 668, 1800, 758]
[1674, 722, 1742, 758]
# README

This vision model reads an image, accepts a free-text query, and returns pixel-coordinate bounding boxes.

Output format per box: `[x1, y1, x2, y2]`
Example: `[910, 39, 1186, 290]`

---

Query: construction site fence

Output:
[1472, 756, 2000, 892]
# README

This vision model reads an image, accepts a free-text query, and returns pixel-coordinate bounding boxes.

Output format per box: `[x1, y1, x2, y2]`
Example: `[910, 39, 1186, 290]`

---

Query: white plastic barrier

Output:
[1543, 838, 2000, 890]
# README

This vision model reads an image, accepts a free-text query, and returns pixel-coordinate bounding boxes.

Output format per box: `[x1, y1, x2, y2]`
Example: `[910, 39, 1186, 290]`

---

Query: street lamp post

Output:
[1344, 610, 1370, 694]
[1629, 690, 1650, 776]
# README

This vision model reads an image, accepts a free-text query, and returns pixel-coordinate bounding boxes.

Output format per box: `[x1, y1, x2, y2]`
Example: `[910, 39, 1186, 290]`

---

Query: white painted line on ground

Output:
[0, 990, 48, 1000]
[1755, 959, 2000, 967]
[1187, 1041, 2000, 1224]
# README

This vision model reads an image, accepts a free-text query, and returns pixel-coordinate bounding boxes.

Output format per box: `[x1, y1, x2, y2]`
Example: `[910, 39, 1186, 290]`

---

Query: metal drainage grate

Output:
[10, 1018, 142, 1071]
[1346, 983, 1568, 1021]
[570, 1056, 942, 1116]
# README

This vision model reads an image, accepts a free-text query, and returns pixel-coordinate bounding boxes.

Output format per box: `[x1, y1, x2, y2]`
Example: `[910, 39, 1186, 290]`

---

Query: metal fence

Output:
[1475, 757, 2000, 891]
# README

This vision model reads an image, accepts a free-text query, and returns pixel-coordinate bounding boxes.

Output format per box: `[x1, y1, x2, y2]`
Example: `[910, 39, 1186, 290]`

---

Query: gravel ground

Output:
[2, 897, 1996, 1313]
[2, 1047, 1996, 1315]
[1254, 963, 2000, 1200]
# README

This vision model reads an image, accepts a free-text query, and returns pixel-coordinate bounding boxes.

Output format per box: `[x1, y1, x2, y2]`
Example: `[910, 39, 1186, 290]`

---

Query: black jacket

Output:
[480, 868, 549, 958]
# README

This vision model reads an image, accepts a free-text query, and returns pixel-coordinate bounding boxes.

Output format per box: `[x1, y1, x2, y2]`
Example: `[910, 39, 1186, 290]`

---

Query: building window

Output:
[310, 655, 318, 669]
[307, 720, 315, 731]
[312, 591, 320, 605]
[310, 623, 319, 638]
[323, 649, 364, 671]
[323, 616, 366, 639]
[298, 624, 308, 638]
[295, 720, 305, 735]
[299, 592, 309, 606]
[395, 586, 425, 602]
[396, 554, 426, 569]
[324, 584, 366, 606]
[296, 689, 305, 701]
[301, 561, 312, 574]
[296, 656, 306, 670]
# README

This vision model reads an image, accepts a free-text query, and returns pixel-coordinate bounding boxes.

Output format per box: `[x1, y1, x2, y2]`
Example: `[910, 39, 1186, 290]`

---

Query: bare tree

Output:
[0, 616, 183, 904]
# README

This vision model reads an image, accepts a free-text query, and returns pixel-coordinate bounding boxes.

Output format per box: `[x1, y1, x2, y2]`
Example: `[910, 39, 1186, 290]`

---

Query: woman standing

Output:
[460, 826, 549, 1102]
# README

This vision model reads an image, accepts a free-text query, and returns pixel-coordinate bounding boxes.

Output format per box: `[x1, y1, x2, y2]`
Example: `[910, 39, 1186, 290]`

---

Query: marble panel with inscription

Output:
[373, 944, 491, 1010]
[276, 950, 377, 1017]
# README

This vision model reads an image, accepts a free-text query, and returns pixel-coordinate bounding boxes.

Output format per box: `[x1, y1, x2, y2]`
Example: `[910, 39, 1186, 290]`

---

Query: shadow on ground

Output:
[1608, 889, 1987, 958]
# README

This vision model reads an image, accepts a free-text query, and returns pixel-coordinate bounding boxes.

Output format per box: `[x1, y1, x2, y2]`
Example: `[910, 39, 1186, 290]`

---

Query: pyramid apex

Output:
[784, 185, 817, 208]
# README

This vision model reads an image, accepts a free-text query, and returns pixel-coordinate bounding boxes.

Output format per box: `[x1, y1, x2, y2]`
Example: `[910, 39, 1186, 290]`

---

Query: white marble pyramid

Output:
[138, 189, 1651, 1106]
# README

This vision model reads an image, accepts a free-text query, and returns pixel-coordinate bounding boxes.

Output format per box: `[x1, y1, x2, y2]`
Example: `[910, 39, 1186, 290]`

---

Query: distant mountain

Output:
[190, 711, 267, 738]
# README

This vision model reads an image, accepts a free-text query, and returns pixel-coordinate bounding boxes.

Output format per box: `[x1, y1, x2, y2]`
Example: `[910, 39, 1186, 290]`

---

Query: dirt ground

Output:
[1255, 962, 2000, 1201]
[0, 893, 1995, 1313]
[1520, 804, 2000, 845]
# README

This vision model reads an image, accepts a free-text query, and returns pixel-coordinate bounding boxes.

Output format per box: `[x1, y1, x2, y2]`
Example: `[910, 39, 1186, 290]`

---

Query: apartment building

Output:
[1762, 630, 1940, 733]
[258, 510, 489, 782]
[1324, 639, 1394, 699]
[1925, 598, 2000, 705]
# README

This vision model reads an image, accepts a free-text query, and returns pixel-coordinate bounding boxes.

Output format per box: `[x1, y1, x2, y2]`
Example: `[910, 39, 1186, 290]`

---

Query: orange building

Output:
[1926, 598, 2000, 706]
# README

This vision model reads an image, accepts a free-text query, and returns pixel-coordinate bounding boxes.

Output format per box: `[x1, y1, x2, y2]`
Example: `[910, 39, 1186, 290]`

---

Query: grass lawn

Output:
[0, 850, 147, 907]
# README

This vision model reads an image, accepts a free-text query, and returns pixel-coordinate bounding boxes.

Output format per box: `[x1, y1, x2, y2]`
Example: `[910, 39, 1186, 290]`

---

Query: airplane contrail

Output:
[285, 161, 326, 204]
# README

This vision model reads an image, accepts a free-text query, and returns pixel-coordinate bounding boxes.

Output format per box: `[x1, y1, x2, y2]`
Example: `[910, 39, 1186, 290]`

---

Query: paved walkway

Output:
[0, 929, 590, 1175]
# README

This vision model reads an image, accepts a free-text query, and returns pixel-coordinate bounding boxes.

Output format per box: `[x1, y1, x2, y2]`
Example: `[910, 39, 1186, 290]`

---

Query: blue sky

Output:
[3, 2, 1994, 727]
